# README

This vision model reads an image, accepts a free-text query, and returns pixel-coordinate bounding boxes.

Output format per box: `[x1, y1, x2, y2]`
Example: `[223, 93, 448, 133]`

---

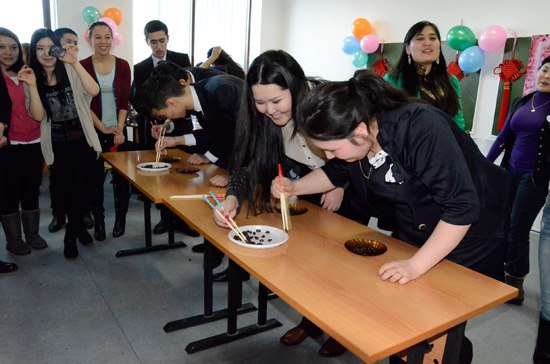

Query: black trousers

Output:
[1, 143, 43, 214]
[50, 138, 96, 231]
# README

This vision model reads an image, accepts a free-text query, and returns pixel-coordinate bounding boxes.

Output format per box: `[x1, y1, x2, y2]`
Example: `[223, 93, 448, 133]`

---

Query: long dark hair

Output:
[298, 70, 414, 141]
[0, 27, 25, 73]
[388, 21, 459, 118]
[231, 50, 310, 215]
[29, 28, 69, 119]
[207, 47, 245, 79]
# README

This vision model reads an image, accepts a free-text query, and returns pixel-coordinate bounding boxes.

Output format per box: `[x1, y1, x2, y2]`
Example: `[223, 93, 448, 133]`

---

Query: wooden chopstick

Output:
[278, 164, 290, 231]
[202, 195, 247, 243]
[208, 192, 247, 240]
[170, 194, 225, 200]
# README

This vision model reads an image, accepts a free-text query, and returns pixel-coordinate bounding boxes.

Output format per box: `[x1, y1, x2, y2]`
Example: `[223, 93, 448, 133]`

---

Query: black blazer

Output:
[131, 50, 190, 148]
[185, 67, 225, 83]
[191, 74, 243, 169]
[131, 50, 191, 113]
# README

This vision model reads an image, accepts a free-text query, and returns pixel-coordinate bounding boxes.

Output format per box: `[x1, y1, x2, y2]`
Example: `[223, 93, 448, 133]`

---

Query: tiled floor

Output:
[0, 173, 542, 363]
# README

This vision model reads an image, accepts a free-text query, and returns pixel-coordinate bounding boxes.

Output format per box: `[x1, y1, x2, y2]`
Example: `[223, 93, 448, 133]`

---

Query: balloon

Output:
[352, 50, 369, 68]
[84, 29, 90, 43]
[342, 36, 360, 55]
[103, 8, 123, 26]
[82, 6, 101, 24]
[458, 46, 485, 73]
[113, 32, 122, 47]
[352, 18, 372, 40]
[360, 34, 379, 54]
[478, 25, 507, 52]
[446, 25, 477, 51]
[98, 17, 118, 34]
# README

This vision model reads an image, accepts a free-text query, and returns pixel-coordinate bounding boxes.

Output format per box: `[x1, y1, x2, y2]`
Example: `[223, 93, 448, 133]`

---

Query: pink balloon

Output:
[360, 34, 379, 54]
[113, 32, 122, 47]
[478, 25, 507, 52]
[98, 16, 118, 34]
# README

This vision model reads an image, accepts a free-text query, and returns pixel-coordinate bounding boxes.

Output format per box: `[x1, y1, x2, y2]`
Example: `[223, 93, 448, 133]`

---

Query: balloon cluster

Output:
[447, 24, 508, 74]
[341, 18, 380, 68]
[82, 6, 123, 47]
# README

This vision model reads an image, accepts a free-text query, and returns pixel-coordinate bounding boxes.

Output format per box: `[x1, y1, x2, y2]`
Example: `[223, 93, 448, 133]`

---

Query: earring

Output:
[436, 57, 440, 65]
[408, 54, 411, 65]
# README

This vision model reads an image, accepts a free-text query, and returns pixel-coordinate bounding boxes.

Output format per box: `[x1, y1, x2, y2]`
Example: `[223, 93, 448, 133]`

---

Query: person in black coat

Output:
[141, 74, 243, 170]
[131, 20, 191, 148]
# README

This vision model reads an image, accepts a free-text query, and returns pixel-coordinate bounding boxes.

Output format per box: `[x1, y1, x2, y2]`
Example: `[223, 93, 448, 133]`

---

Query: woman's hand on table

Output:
[271, 176, 295, 199]
[320, 187, 344, 211]
[213, 195, 239, 228]
[188, 153, 210, 164]
[378, 259, 423, 284]
[210, 174, 229, 187]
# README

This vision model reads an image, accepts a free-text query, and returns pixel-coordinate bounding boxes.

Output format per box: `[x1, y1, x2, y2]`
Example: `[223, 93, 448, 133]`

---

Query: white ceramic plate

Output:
[228, 225, 289, 249]
[137, 162, 172, 172]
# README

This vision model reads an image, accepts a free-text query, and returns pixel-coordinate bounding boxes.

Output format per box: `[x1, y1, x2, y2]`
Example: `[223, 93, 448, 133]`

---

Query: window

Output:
[2, 0, 46, 43]
[133, 0, 191, 64]
[132, 0, 249, 69]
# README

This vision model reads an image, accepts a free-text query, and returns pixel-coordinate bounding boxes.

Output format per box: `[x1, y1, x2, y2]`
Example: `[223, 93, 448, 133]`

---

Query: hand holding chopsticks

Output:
[202, 194, 247, 242]
[155, 128, 167, 166]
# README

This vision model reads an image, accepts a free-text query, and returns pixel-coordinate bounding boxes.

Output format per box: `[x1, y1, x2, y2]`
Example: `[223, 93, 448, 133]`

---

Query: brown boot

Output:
[21, 209, 48, 249]
[1, 212, 31, 255]
[280, 317, 323, 346]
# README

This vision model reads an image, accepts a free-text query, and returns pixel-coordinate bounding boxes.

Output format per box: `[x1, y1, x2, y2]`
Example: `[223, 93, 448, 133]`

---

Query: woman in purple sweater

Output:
[487, 56, 550, 305]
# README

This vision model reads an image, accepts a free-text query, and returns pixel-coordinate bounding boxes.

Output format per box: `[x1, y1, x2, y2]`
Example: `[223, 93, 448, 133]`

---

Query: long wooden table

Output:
[166, 197, 517, 363]
[106, 150, 517, 363]
[102, 150, 226, 257]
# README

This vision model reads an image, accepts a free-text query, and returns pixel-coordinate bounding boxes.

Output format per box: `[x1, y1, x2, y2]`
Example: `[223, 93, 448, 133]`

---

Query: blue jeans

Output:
[539, 196, 550, 321]
[505, 165, 548, 278]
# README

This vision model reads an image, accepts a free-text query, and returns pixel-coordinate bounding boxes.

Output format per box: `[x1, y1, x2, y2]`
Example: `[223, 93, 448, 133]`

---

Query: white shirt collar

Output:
[152, 52, 167, 68]
[189, 85, 203, 114]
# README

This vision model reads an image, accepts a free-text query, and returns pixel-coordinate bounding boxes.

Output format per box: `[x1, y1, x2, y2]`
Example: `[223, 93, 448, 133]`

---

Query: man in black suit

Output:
[132, 20, 191, 149]
[142, 74, 242, 170]
[131, 21, 197, 237]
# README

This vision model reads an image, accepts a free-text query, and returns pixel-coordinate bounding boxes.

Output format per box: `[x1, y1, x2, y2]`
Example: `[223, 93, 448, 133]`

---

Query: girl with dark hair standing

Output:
[22, 28, 101, 260]
[212, 50, 353, 357]
[487, 56, 550, 306]
[0, 27, 47, 256]
[271, 70, 509, 363]
[81, 21, 131, 240]
[385, 21, 465, 130]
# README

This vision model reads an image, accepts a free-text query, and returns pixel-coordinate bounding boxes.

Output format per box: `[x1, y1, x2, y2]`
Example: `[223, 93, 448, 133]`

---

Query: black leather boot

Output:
[91, 183, 106, 241]
[64, 225, 78, 260]
[93, 213, 106, 241]
[534, 316, 550, 364]
[112, 172, 130, 238]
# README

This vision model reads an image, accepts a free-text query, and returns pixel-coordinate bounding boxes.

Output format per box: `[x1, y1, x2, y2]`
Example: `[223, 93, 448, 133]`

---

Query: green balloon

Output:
[447, 25, 477, 51]
[352, 50, 369, 68]
[82, 6, 101, 24]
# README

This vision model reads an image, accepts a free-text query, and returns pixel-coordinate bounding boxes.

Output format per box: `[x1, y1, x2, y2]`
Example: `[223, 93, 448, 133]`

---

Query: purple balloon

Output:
[98, 17, 118, 34]
[360, 34, 379, 54]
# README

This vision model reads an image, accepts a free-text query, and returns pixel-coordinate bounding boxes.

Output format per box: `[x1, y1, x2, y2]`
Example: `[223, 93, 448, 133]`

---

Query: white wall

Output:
[55, 0, 133, 65]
